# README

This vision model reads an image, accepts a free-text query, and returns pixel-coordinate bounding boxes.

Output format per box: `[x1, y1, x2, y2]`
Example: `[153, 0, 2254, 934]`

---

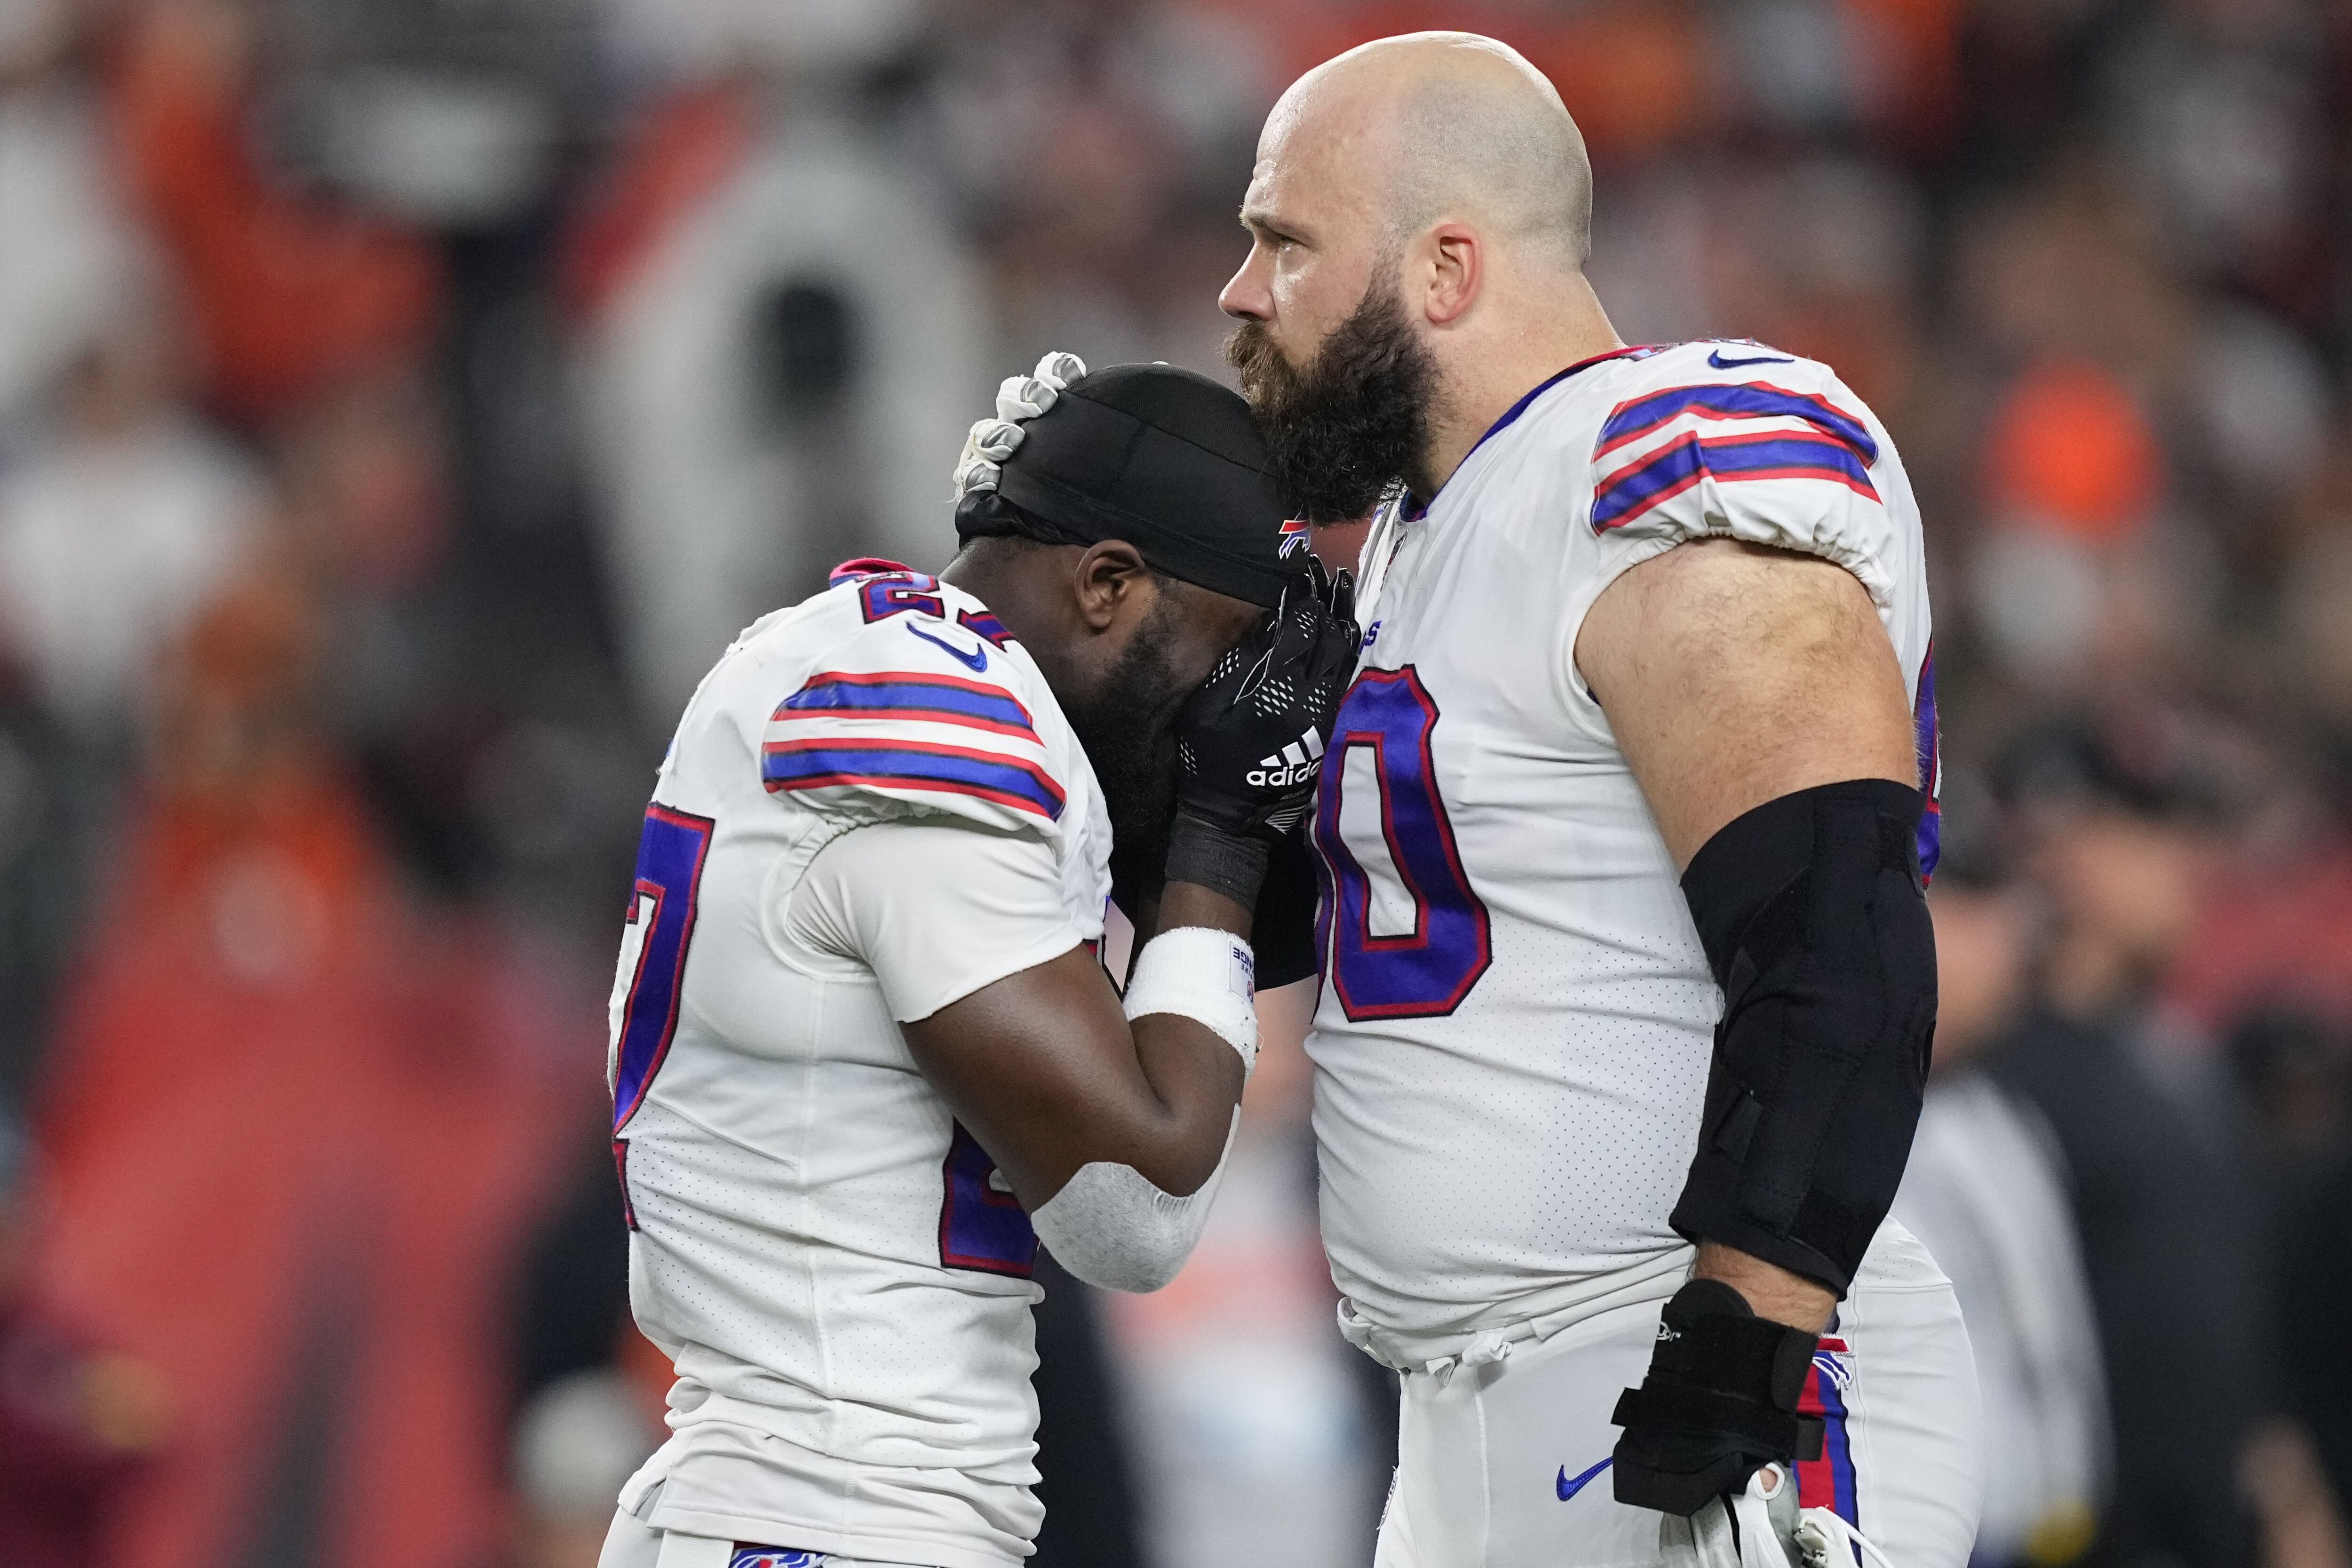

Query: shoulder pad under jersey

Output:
[1583, 343, 1899, 607]
[758, 568, 1070, 837]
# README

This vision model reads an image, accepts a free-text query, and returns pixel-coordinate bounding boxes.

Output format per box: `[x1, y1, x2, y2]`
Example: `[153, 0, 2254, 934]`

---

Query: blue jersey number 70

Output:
[1313, 666, 1491, 1019]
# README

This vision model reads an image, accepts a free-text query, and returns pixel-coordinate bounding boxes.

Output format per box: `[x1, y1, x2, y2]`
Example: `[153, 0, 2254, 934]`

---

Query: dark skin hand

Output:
[902, 881, 1251, 1208]
[904, 537, 1268, 1210]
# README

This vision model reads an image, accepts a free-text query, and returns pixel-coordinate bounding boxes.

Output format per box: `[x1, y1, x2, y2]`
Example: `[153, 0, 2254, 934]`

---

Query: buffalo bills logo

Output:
[730, 1547, 827, 1568]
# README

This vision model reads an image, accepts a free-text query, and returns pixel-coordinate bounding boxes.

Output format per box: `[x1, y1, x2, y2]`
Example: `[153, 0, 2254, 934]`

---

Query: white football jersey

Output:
[606, 563, 1112, 1568]
[1306, 342, 1939, 1364]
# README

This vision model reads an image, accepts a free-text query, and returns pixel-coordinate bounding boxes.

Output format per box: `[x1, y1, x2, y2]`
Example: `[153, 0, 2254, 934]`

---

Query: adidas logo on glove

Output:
[1247, 729, 1327, 789]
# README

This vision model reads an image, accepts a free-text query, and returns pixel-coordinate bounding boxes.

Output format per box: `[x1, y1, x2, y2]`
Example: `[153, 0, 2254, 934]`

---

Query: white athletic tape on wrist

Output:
[1122, 925, 1258, 1074]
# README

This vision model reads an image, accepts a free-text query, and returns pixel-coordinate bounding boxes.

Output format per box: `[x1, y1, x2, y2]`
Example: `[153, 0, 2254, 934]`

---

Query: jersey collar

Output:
[1400, 345, 1652, 522]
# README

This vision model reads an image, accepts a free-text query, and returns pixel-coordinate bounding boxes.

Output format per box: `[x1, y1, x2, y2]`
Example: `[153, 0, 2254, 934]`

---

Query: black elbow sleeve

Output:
[1669, 778, 1936, 1295]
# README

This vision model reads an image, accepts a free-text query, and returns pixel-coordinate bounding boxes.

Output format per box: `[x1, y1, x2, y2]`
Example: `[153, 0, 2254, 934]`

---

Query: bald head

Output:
[1222, 32, 1620, 519]
[1271, 32, 1592, 268]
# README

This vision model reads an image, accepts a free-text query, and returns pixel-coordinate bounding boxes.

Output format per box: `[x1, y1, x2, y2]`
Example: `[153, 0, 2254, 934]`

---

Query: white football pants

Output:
[1373, 1222, 1985, 1568]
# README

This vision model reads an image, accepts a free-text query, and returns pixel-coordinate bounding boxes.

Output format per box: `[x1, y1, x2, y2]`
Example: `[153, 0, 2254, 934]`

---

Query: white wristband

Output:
[1122, 926, 1259, 1074]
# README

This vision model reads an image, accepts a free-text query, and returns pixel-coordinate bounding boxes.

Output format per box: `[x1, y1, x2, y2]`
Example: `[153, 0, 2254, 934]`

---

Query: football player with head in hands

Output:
[597, 355, 1357, 1568]
[1219, 32, 1980, 1568]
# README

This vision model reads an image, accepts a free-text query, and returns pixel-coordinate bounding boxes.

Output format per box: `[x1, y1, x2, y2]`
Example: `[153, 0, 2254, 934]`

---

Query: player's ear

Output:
[1071, 540, 1152, 632]
[1424, 221, 1480, 326]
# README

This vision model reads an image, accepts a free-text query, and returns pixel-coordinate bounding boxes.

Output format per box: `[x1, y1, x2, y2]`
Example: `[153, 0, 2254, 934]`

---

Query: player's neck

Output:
[940, 546, 1079, 692]
[1418, 273, 1620, 501]
[939, 548, 1020, 631]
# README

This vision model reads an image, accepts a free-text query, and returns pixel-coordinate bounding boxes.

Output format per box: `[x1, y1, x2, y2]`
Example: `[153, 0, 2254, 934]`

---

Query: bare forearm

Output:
[922, 1003, 1240, 1205]
[1119, 876, 1255, 1192]
[1156, 877, 1253, 942]
[1692, 1240, 1835, 1335]
[1119, 1015, 1245, 1193]
[923, 878, 1256, 1203]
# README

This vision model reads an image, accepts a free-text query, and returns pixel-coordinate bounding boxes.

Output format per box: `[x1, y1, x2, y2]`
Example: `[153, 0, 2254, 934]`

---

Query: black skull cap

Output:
[956, 362, 1297, 607]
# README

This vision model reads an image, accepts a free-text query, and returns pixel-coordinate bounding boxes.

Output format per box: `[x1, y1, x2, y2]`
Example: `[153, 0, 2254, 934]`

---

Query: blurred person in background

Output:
[0, 1102, 169, 1568]
[2167, 439, 2352, 1038]
[1963, 357, 2183, 698]
[0, 0, 151, 435]
[2224, 1007, 2352, 1561]
[1985, 715, 2277, 1568]
[33, 558, 585, 1568]
[100, 0, 443, 431]
[1890, 779, 2106, 1568]
[567, 0, 991, 722]
[0, 289, 264, 1106]
[0, 260, 257, 1108]
[0, 309, 262, 741]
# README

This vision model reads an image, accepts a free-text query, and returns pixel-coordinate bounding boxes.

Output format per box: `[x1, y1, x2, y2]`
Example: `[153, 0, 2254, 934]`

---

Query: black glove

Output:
[1610, 1278, 1826, 1516]
[1165, 558, 1358, 904]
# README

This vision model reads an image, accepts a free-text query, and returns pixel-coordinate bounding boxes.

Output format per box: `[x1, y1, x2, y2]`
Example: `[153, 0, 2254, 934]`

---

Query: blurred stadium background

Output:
[1, 0, 2350, 1566]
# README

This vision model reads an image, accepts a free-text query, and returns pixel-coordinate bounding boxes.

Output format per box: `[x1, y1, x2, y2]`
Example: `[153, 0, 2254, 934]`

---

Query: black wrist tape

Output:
[1669, 779, 1936, 1294]
[1165, 811, 1272, 909]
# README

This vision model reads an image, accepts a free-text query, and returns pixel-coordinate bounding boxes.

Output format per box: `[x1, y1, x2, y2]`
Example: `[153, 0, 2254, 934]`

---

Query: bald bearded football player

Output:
[1220, 32, 1984, 1568]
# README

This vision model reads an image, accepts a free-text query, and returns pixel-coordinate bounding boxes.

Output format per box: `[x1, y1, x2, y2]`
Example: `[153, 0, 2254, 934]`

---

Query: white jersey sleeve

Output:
[757, 607, 1071, 838]
[786, 816, 1086, 1022]
[1581, 354, 1900, 608]
[1557, 347, 1928, 744]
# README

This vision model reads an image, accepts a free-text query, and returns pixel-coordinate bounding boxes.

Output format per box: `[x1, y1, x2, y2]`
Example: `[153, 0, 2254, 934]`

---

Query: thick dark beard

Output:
[1226, 267, 1441, 522]
[1062, 595, 1186, 859]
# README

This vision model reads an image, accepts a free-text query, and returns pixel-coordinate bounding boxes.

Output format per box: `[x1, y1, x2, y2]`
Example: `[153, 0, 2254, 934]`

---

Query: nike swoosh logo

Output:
[1557, 1457, 1613, 1501]
[906, 623, 989, 671]
[1709, 350, 1795, 369]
